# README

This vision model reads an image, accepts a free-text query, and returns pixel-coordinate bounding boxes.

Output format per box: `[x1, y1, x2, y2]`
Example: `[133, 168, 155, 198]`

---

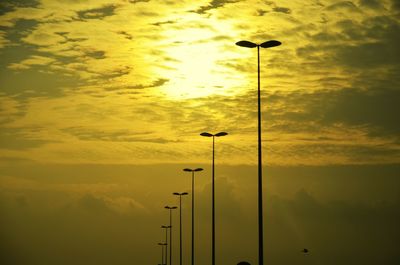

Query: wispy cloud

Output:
[8, 55, 55, 70]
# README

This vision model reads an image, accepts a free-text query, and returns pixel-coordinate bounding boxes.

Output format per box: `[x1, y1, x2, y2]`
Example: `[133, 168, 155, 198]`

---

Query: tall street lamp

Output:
[158, 242, 167, 265]
[183, 168, 203, 265]
[173, 192, 189, 265]
[235, 39, 281, 265]
[165, 206, 177, 265]
[200, 131, 228, 265]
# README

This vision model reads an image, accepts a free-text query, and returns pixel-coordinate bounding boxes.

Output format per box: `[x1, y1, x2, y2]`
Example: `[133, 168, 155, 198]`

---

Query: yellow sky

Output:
[0, 1, 400, 265]
[0, 0, 398, 165]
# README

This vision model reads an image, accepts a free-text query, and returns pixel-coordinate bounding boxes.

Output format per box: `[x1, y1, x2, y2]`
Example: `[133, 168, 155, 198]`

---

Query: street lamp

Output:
[165, 206, 177, 265]
[161, 224, 171, 265]
[183, 167, 203, 265]
[158, 242, 168, 265]
[199, 131, 228, 265]
[173, 192, 189, 265]
[235, 39, 281, 265]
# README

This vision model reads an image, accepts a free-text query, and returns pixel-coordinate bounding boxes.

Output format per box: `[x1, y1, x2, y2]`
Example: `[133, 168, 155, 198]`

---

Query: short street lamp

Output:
[165, 206, 177, 265]
[158, 242, 168, 265]
[183, 168, 203, 265]
[200, 131, 228, 265]
[161, 224, 171, 264]
[173, 192, 189, 265]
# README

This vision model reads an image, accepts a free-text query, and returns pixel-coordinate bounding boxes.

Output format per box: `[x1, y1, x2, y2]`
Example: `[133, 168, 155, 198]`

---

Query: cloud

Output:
[129, 0, 151, 3]
[76, 193, 110, 212]
[392, 0, 400, 10]
[1, 185, 398, 265]
[61, 126, 179, 144]
[0, 30, 9, 48]
[335, 17, 400, 68]
[0, 130, 56, 150]
[151, 20, 176, 27]
[0, 96, 24, 124]
[0, 0, 399, 167]
[1, 163, 399, 264]
[359, 0, 384, 9]
[325, 1, 360, 12]
[123, 78, 169, 90]
[318, 88, 400, 136]
[77, 4, 117, 20]
[0, 0, 39, 11]
[196, 176, 243, 222]
[1, 83, 398, 165]
[104, 195, 146, 213]
[263, 87, 400, 137]
[8, 55, 55, 70]
[22, 29, 66, 46]
[76, 194, 146, 214]
[295, 12, 400, 70]
[264, 190, 400, 265]
[195, 0, 241, 14]
[272, 6, 291, 14]
[0, 191, 154, 265]
[0, 6, 58, 28]
[0, 63, 82, 97]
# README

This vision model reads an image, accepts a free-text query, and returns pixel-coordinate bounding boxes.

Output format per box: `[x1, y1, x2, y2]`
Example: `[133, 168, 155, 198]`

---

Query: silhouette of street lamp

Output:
[183, 168, 203, 265]
[173, 192, 189, 265]
[235, 39, 281, 265]
[158, 242, 168, 265]
[161, 224, 171, 264]
[200, 131, 228, 265]
[165, 206, 177, 265]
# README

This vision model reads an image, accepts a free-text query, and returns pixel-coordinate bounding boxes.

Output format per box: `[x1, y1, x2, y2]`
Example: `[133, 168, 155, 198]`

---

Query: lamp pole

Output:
[173, 192, 189, 265]
[200, 131, 228, 265]
[183, 168, 203, 265]
[158, 242, 167, 265]
[161, 224, 171, 265]
[165, 206, 177, 265]
[235, 39, 281, 265]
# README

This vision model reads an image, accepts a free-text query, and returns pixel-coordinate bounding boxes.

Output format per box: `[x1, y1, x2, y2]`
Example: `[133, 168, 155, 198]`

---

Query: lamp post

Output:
[165, 206, 177, 265]
[161, 224, 171, 265]
[200, 131, 228, 265]
[183, 168, 203, 265]
[235, 39, 281, 265]
[158, 242, 168, 265]
[173, 192, 189, 265]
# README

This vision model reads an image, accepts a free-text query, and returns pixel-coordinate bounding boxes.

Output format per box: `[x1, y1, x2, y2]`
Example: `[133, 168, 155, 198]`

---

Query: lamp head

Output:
[236, 40, 257, 48]
[215, 132, 228, 137]
[260, 40, 281, 48]
[174, 192, 189, 196]
[200, 132, 213, 137]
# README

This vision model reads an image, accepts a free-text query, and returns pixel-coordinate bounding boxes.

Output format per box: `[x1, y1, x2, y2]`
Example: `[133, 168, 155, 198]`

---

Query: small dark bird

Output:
[302, 248, 309, 254]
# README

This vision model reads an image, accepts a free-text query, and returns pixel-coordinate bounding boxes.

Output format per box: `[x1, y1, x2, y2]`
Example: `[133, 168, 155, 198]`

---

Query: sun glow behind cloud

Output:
[152, 16, 248, 99]
[160, 43, 247, 99]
